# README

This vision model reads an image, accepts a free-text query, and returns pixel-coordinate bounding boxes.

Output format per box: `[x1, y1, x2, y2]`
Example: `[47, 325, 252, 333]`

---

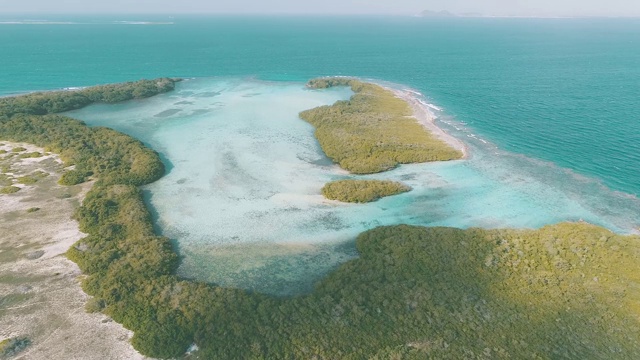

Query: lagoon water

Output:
[2, 16, 640, 294]
[67, 77, 640, 294]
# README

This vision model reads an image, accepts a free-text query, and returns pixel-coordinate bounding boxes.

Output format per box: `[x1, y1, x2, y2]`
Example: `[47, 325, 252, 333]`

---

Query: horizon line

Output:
[1, 11, 640, 19]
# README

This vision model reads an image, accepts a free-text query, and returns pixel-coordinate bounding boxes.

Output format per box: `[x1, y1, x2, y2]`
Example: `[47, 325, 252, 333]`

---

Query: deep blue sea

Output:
[2, 15, 639, 293]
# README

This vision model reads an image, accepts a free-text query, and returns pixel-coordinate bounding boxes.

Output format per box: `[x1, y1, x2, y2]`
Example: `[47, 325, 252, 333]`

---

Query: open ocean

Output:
[1, 15, 639, 196]
[2, 15, 639, 293]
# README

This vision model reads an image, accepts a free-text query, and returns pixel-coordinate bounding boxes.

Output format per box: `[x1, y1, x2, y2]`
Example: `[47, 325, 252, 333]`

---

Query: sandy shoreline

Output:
[389, 87, 469, 158]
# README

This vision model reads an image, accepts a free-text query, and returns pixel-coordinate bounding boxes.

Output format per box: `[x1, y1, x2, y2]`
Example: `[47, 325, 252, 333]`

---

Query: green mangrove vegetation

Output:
[300, 78, 463, 174]
[0, 78, 177, 117]
[0, 186, 20, 194]
[322, 179, 411, 203]
[0, 79, 177, 187]
[2, 78, 640, 359]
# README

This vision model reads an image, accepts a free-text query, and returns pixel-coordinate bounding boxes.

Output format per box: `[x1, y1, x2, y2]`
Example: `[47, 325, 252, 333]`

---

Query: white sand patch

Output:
[0, 140, 149, 360]
[40, 222, 87, 259]
[270, 193, 346, 208]
[389, 87, 468, 158]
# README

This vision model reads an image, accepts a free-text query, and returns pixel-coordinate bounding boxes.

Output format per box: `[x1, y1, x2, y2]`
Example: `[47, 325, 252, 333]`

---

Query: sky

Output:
[1, 0, 639, 17]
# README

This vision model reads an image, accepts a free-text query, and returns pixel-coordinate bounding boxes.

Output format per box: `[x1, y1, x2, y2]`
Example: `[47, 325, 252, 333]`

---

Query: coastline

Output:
[0, 142, 146, 360]
[389, 87, 468, 159]
[2, 77, 639, 357]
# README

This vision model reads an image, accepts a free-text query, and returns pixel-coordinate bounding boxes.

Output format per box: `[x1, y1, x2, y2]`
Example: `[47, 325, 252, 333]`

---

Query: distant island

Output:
[419, 10, 457, 18]
[2, 78, 640, 359]
[416, 10, 610, 19]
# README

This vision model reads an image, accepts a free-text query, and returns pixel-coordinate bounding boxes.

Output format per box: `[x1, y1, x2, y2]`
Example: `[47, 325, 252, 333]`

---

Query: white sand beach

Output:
[390, 87, 468, 158]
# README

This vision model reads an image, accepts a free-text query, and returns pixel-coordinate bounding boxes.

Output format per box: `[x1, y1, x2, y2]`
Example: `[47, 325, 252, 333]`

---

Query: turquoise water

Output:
[1, 16, 639, 197]
[67, 77, 640, 294]
[3, 16, 640, 294]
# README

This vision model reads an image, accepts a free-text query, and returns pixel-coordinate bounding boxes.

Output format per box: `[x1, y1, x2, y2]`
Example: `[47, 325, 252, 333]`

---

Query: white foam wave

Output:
[0, 20, 173, 25]
[112, 21, 174, 25]
[0, 21, 76, 25]
[416, 98, 443, 111]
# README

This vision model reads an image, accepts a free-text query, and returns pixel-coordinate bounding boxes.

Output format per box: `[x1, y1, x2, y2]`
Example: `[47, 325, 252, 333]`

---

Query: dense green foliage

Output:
[322, 179, 411, 203]
[0, 79, 176, 186]
[2, 78, 640, 359]
[72, 218, 640, 359]
[193, 223, 640, 359]
[18, 151, 43, 158]
[0, 114, 164, 186]
[300, 78, 463, 174]
[0, 78, 177, 117]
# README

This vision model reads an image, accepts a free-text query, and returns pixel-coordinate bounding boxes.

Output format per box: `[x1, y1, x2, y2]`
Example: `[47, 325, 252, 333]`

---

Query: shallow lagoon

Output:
[68, 78, 640, 295]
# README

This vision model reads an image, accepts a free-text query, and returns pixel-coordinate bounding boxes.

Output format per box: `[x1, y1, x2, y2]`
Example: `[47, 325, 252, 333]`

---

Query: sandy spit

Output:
[389, 87, 469, 158]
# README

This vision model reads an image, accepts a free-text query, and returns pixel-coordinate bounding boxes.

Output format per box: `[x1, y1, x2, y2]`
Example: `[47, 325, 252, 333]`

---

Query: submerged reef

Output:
[1, 78, 639, 359]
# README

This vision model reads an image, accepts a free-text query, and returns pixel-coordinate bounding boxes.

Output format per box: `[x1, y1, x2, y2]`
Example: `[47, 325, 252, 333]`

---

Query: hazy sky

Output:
[2, 0, 639, 17]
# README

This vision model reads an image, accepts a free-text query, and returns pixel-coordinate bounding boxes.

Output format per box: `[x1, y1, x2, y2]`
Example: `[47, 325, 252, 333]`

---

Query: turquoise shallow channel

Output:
[66, 77, 640, 295]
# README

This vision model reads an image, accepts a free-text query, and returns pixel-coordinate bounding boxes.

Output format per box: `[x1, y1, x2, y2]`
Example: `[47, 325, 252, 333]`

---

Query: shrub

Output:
[16, 176, 37, 185]
[85, 297, 106, 313]
[300, 78, 463, 174]
[322, 179, 411, 203]
[0, 186, 20, 194]
[18, 151, 42, 158]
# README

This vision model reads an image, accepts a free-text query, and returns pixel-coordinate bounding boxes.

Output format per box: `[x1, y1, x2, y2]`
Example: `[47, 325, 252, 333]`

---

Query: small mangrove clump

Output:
[18, 151, 43, 159]
[0, 186, 20, 194]
[16, 175, 37, 185]
[322, 179, 411, 203]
